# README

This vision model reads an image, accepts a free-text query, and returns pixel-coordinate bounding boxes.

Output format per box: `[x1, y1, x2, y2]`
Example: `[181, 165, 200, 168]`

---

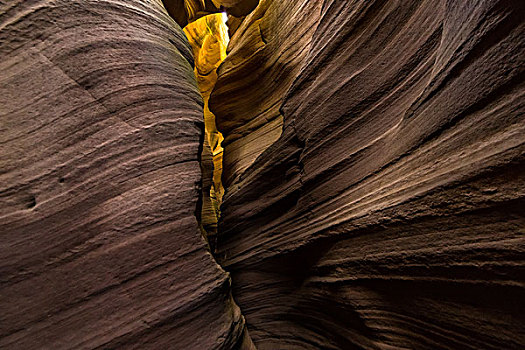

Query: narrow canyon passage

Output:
[174, 0, 525, 349]
[1, 0, 524, 349]
[183, 12, 229, 244]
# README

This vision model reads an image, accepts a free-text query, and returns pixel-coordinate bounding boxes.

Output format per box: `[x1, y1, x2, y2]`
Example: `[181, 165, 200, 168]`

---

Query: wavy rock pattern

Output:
[214, 0, 525, 348]
[2, 0, 524, 348]
[0, 1, 251, 348]
[210, 0, 323, 189]
[163, 0, 219, 27]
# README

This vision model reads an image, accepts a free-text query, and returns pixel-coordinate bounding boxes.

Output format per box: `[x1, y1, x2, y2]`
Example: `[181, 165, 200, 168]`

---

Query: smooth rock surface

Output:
[0, 1, 251, 348]
[213, 0, 525, 348]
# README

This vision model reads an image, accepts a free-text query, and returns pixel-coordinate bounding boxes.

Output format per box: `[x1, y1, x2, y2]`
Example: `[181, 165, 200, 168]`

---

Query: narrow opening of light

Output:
[183, 13, 229, 241]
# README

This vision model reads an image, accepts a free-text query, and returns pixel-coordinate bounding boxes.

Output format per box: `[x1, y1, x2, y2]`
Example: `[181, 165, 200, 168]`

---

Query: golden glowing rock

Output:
[184, 13, 229, 239]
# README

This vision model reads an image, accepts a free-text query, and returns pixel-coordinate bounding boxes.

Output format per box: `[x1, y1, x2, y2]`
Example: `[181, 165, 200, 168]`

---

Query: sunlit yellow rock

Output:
[184, 13, 229, 240]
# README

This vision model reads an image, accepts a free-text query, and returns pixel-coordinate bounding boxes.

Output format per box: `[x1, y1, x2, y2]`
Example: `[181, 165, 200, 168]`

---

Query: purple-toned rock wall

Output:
[0, 1, 252, 348]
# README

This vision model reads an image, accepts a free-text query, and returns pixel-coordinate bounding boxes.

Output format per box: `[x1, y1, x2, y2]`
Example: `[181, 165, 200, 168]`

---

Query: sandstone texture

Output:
[1, 0, 524, 349]
[213, 0, 525, 349]
[210, 0, 323, 190]
[0, 1, 251, 348]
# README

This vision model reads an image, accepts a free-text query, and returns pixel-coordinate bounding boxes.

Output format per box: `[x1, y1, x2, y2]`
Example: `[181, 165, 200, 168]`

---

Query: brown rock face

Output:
[210, 0, 323, 190]
[2, 0, 524, 348]
[212, 0, 525, 349]
[163, 0, 220, 27]
[0, 1, 251, 348]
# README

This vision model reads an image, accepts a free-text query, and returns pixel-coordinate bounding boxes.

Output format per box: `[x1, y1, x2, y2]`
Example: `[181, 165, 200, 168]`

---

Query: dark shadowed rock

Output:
[162, 0, 259, 27]
[213, 0, 525, 348]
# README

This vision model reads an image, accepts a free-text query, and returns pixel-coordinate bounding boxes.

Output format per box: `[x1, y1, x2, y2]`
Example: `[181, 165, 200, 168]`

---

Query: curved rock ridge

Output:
[213, 0, 259, 18]
[214, 0, 525, 348]
[0, 1, 252, 348]
[184, 13, 229, 242]
[209, 0, 324, 190]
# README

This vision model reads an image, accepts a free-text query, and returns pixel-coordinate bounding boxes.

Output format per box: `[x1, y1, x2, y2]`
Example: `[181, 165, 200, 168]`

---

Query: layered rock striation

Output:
[1, 0, 524, 348]
[0, 1, 252, 348]
[213, 0, 525, 348]
[210, 0, 323, 190]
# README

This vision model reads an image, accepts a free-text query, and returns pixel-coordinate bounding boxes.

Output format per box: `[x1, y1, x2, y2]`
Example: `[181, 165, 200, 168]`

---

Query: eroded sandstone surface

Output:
[0, 1, 252, 349]
[184, 13, 229, 242]
[163, 0, 259, 28]
[212, 0, 525, 349]
[209, 0, 323, 192]
[1, 0, 524, 349]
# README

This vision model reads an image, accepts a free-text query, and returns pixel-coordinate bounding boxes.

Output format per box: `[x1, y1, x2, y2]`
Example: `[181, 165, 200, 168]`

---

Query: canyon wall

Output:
[210, 0, 323, 192]
[0, 1, 252, 348]
[213, 0, 525, 349]
[1, 0, 524, 348]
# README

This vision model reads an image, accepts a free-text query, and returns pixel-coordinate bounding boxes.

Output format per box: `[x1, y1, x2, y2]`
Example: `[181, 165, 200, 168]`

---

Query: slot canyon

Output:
[0, 0, 524, 349]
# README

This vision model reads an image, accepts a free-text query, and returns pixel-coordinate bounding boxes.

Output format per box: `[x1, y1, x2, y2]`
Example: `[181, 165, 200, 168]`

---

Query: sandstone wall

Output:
[213, 0, 525, 348]
[0, 1, 251, 348]
[1, 0, 523, 348]
[163, 0, 259, 27]
[210, 0, 323, 190]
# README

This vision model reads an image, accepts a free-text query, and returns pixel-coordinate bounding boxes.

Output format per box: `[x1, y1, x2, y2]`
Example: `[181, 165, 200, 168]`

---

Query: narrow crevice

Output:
[182, 12, 230, 247]
[161, 5, 260, 349]
[26, 194, 36, 209]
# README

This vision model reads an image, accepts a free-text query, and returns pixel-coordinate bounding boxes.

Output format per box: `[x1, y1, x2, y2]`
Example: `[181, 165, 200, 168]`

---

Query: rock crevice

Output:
[1, 0, 523, 349]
